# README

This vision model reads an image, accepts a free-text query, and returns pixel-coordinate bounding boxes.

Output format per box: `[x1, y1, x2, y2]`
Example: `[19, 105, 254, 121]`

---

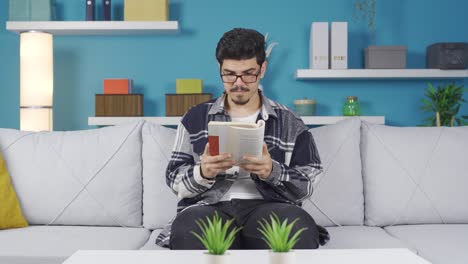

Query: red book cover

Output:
[208, 136, 219, 156]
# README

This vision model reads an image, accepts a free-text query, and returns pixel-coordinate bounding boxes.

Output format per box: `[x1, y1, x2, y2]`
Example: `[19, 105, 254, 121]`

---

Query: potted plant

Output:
[257, 213, 308, 264]
[191, 211, 242, 264]
[420, 82, 468, 126]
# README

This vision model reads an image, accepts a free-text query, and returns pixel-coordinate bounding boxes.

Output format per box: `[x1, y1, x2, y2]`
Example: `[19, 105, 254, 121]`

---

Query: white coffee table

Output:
[63, 248, 431, 264]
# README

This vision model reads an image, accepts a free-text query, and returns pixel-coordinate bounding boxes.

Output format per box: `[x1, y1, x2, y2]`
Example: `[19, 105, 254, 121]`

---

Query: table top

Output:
[63, 248, 431, 264]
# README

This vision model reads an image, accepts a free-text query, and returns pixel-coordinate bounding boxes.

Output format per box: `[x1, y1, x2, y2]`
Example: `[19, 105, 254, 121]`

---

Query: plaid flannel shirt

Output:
[156, 91, 323, 247]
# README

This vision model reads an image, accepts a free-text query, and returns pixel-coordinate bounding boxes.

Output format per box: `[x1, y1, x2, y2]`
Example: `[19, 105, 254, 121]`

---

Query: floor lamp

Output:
[20, 31, 53, 131]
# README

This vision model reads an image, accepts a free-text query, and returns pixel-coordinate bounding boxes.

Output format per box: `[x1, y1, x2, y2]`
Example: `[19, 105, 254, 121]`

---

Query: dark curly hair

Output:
[216, 28, 266, 66]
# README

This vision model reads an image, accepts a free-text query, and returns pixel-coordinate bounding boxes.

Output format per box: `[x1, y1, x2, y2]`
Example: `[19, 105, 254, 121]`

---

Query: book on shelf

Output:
[208, 120, 265, 164]
[103, 0, 111, 21]
[86, 0, 95, 21]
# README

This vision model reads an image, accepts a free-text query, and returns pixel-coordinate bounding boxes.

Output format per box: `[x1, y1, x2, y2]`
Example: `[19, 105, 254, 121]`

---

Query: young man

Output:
[156, 28, 328, 249]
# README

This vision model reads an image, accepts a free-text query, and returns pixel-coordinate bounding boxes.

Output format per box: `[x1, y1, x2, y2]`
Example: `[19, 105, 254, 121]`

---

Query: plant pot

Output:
[269, 251, 296, 264]
[204, 252, 231, 264]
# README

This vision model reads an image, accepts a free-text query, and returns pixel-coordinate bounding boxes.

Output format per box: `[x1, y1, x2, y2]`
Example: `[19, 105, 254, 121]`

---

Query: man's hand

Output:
[239, 143, 273, 180]
[200, 143, 235, 179]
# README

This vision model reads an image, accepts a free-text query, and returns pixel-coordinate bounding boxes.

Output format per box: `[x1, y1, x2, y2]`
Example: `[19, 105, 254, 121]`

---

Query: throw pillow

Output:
[0, 151, 28, 229]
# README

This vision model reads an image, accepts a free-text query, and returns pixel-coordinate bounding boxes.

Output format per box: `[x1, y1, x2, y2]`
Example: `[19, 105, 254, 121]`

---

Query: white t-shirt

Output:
[220, 110, 263, 201]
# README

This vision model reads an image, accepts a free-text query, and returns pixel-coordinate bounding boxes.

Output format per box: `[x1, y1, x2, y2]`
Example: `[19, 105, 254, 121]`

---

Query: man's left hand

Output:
[239, 143, 273, 180]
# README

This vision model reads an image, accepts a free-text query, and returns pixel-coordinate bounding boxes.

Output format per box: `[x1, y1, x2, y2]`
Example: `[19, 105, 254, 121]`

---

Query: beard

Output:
[229, 85, 250, 105]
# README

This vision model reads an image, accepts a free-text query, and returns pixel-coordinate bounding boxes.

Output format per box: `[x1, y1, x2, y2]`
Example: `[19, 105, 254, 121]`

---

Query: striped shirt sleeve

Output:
[262, 130, 323, 204]
[166, 123, 215, 199]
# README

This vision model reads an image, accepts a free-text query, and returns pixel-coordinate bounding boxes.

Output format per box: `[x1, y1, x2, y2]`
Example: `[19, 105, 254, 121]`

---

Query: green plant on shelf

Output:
[257, 212, 307, 253]
[420, 82, 468, 126]
[191, 211, 242, 255]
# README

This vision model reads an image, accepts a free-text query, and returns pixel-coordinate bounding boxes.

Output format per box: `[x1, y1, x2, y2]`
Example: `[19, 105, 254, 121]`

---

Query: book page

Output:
[230, 121, 265, 164]
[208, 120, 265, 163]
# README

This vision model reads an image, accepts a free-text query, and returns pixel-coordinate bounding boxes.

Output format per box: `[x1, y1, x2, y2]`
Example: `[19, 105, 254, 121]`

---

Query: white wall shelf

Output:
[88, 116, 385, 126]
[295, 69, 468, 80]
[6, 21, 179, 35]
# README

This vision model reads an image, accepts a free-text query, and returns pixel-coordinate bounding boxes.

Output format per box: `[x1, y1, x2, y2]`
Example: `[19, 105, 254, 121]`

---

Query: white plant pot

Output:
[269, 251, 296, 264]
[204, 252, 231, 264]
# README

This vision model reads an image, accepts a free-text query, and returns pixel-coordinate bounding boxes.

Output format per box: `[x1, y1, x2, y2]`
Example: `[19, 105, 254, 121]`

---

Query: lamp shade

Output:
[20, 31, 53, 131]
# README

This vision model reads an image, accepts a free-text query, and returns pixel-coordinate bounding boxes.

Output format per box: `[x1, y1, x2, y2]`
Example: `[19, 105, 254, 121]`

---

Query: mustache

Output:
[230, 86, 250, 92]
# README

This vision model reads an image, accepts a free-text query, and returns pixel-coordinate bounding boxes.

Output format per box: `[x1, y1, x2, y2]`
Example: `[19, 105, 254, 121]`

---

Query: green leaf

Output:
[190, 211, 241, 255]
[257, 212, 308, 252]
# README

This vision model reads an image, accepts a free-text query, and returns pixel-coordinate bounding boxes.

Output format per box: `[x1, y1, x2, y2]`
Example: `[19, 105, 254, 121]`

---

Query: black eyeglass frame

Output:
[220, 69, 261, 84]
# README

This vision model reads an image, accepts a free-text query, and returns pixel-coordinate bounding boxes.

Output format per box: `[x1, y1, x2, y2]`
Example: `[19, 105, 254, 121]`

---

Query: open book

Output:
[208, 120, 265, 164]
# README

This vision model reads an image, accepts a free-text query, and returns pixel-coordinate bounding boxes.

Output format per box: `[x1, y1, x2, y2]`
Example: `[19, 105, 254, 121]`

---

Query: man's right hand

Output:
[200, 143, 235, 179]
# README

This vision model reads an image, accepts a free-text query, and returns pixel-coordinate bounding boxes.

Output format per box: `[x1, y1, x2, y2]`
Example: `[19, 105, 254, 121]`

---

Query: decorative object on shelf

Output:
[9, 0, 56, 21]
[365, 46, 407, 69]
[103, 0, 111, 21]
[353, 0, 376, 40]
[427, 43, 468, 70]
[86, 0, 95, 21]
[257, 212, 307, 264]
[124, 0, 168, 21]
[331, 22, 348, 69]
[176, 79, 203, 94]
[95, 94, 143, 116]
[294, 98, 316, 116]
[343, 96, 361, 116]
[103, 78, 132, 94]
[420, 83, 468, 126]
[166, 94, 212, 116]
[310, 22, 329, 69]
[20, 32, 54, 131]
[191, 211, 242, 264]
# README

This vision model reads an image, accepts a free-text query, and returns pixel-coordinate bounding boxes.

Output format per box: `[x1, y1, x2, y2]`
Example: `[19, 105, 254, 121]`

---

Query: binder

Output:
[103, 0, 111, 21]
[310, 22, 329, 69]
[86, 0, 95, 21]
[331, 22, 348, 69]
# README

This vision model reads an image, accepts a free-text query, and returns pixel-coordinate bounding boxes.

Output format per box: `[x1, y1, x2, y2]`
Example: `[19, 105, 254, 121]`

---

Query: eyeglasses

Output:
[220, 70, 261, 83]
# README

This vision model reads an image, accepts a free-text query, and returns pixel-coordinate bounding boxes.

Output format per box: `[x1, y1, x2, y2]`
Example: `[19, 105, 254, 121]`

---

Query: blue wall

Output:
[1, 0, 467, 130]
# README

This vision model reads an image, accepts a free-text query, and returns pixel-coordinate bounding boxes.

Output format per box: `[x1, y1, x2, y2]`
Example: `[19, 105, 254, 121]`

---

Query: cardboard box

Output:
[95, 94, 143, 116]
[166, 94, 212, 116]
[9, 0, 56, 21]
[176, 79, 203, 94]
[124, 0, 168, 21]
[331, 22, 348, 69]
[310, 22, 329, 69]
[103, 79, 132, 94]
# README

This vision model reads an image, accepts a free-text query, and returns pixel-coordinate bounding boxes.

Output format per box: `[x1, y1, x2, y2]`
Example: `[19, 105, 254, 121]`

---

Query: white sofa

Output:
[0, 118, 467, 264]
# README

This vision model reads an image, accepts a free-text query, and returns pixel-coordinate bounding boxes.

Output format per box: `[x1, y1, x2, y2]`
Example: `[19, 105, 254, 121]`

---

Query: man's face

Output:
[220, 58, 266, 106]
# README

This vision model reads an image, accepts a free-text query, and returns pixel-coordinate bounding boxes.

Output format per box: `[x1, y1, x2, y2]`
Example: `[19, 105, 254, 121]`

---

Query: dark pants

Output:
[170, 199, 320, 250]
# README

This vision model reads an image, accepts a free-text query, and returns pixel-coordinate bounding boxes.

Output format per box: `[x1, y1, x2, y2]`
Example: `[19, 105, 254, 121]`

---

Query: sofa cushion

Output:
[361, 122, 468, 226]
[139, 229, 168, 250]
[321, 226, 410, 250]
[0, 152, 28, 229]
[385, 224, 468, 264]
[0, 121, 144, 227]
[141, 122, 178, 229]
[0, 226, 150, 264]
[304, 117, 364, 226]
